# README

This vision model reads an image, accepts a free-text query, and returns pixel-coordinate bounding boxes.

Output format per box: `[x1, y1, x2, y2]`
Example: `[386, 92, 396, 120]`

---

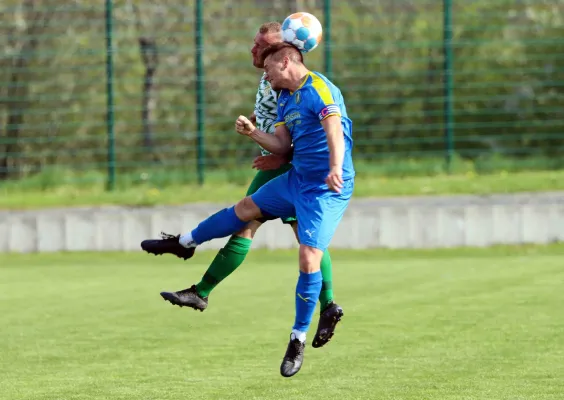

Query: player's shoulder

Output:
[302, 72, 334, 93]
[300, 72, 338, 104]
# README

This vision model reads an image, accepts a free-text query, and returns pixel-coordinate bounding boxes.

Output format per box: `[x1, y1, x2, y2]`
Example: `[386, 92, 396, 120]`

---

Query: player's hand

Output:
[252, 154, 288, 171]
[325, 166, 344, 193]
[235, 115, 256, 136]
[249, 112, 257, 125]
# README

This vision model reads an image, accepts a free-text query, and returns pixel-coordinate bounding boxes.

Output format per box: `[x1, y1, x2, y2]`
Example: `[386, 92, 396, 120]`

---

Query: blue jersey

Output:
[274, 71, 355, 183]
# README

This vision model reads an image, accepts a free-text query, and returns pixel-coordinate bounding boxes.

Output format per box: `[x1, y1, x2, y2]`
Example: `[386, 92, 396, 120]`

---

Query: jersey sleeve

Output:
[306, 81, 341, 121]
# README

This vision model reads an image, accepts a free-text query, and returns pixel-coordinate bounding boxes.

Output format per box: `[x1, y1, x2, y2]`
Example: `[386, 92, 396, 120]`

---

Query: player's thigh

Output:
[295, 179, 354, 251]
[250, 170, 296, 219]
[246, 164, 293, 196]
[247, 165, 297, 223]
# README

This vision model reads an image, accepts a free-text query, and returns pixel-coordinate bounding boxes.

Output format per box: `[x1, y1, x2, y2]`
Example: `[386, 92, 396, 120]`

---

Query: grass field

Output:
[1, 245, 563, 400]
[2, 169, 564, 210]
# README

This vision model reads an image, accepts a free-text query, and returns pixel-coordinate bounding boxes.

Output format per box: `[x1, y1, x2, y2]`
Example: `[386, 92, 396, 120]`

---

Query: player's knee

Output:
[234, 196, 262, 222]
[298, 245, 323, 273]
[236, 220, 262, 239]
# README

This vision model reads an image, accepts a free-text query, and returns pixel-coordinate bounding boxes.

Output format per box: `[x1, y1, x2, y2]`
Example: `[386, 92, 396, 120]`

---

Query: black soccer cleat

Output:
[141, 232, 196, 260]
[280, 334, 306, 378]
[312, 302, 344, 348]
[160, 285, 208, 312]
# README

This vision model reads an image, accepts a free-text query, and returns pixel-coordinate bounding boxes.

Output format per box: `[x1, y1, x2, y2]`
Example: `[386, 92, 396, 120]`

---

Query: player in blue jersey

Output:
[144, 22, 342, 351]
[142, 42, 354, 377]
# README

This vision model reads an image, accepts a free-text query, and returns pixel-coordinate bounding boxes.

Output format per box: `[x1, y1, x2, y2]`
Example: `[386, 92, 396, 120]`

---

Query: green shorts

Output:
[246, 164, 297, 224]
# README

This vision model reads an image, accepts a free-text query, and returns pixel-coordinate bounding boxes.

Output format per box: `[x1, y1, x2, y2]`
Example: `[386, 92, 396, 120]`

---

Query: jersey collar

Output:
[290, 72, 312, 95]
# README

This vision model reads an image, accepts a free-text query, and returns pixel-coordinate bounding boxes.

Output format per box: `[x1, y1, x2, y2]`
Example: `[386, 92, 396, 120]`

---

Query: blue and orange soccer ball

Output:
[282, 12, 323, 53]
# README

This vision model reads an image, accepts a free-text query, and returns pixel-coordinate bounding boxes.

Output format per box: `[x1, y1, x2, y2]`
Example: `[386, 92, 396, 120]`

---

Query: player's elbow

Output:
[282, 138, 294, 156]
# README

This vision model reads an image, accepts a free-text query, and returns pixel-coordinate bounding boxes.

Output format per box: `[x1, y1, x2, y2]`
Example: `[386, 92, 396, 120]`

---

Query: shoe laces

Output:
[321, 301, 335, 315]
[160, 231, 179, 241]
[177, 286, 206, 301]
[176, 287, 195, 296]
[287, 338, 304, 359]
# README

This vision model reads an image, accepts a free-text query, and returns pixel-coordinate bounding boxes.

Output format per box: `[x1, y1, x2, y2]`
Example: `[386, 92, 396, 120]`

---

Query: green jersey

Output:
[254, 73, 278, 156]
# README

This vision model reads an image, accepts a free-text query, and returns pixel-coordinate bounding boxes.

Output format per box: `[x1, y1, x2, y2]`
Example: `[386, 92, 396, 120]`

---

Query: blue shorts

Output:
[251, 168, 354, 251]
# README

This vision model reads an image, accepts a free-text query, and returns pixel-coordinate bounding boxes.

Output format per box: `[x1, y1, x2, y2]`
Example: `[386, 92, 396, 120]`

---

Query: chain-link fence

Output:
[1, 0, 563, 190]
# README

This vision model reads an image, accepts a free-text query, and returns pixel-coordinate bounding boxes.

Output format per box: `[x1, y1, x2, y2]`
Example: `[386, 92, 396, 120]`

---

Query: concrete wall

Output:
[1, 192, 563, 253]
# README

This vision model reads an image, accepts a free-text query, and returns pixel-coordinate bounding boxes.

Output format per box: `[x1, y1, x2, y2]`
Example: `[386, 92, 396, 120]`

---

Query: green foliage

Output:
[3, 166, 564, 210]
[0, 0, 563, 184]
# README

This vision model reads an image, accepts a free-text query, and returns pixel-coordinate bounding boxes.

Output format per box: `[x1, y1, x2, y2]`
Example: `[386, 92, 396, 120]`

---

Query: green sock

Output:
[195, 236, 252, 298]
[318, 250, 334, 310]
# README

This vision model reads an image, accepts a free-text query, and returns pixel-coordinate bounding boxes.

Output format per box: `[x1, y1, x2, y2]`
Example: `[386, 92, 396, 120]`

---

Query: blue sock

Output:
[191, 207, 248, 245]
[293, 270, 323, 333]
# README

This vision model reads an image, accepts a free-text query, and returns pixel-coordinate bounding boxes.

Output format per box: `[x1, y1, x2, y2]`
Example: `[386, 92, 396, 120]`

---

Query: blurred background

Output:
[1, 0, 563, 192]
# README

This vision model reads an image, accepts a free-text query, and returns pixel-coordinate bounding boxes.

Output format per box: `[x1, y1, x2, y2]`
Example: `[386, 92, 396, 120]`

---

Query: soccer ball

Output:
[282, 12, 323, 53]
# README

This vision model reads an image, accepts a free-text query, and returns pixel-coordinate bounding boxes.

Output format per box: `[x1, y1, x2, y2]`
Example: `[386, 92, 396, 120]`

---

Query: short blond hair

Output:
[259, 21, 282, 35]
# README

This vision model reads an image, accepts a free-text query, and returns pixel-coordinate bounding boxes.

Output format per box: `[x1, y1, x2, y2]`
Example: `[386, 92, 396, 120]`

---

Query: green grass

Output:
[2, 168, 564, 210]
[2, 156, 564, 209]
[1, 245, 564, 399]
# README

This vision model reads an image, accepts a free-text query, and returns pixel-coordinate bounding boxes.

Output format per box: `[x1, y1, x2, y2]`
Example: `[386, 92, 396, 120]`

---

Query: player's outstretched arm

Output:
[235, 115, 292, 156]
[322, 115, 345, 192]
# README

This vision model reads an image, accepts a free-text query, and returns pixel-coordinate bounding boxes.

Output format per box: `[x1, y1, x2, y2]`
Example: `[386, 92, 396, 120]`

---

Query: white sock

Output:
[179, 232, 196, 248]
[291, 329, 307, 343]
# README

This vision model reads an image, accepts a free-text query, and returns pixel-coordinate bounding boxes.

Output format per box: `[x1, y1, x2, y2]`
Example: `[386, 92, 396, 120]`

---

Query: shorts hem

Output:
[299, 239, 327, 252]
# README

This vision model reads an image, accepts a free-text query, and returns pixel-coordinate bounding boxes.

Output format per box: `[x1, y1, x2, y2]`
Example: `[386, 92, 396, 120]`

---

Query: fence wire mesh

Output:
[1, 0, 563, 189]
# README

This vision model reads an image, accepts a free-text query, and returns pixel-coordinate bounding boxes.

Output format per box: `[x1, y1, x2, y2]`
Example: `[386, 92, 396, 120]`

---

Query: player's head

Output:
[252, 21, 282, 68]
[261, 42, 304, 91]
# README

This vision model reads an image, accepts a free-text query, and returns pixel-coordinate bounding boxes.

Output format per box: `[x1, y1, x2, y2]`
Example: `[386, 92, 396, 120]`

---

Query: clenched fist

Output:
[235, 115, 256, 136]
[325, 166, 344, 193]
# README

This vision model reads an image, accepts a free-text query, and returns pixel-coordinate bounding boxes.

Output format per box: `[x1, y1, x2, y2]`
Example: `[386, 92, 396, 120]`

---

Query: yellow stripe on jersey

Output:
[291, 73, 310, 95]
[274, 121, 285, 127]
[310, 73, 336, 106]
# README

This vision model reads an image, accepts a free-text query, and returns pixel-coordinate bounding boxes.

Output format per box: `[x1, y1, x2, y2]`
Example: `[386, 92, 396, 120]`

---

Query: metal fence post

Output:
[105, 0, 116, 190]
[323, 0, 333, 81]
[195, 0, 205, 185]
[443, 0, 454, 173]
